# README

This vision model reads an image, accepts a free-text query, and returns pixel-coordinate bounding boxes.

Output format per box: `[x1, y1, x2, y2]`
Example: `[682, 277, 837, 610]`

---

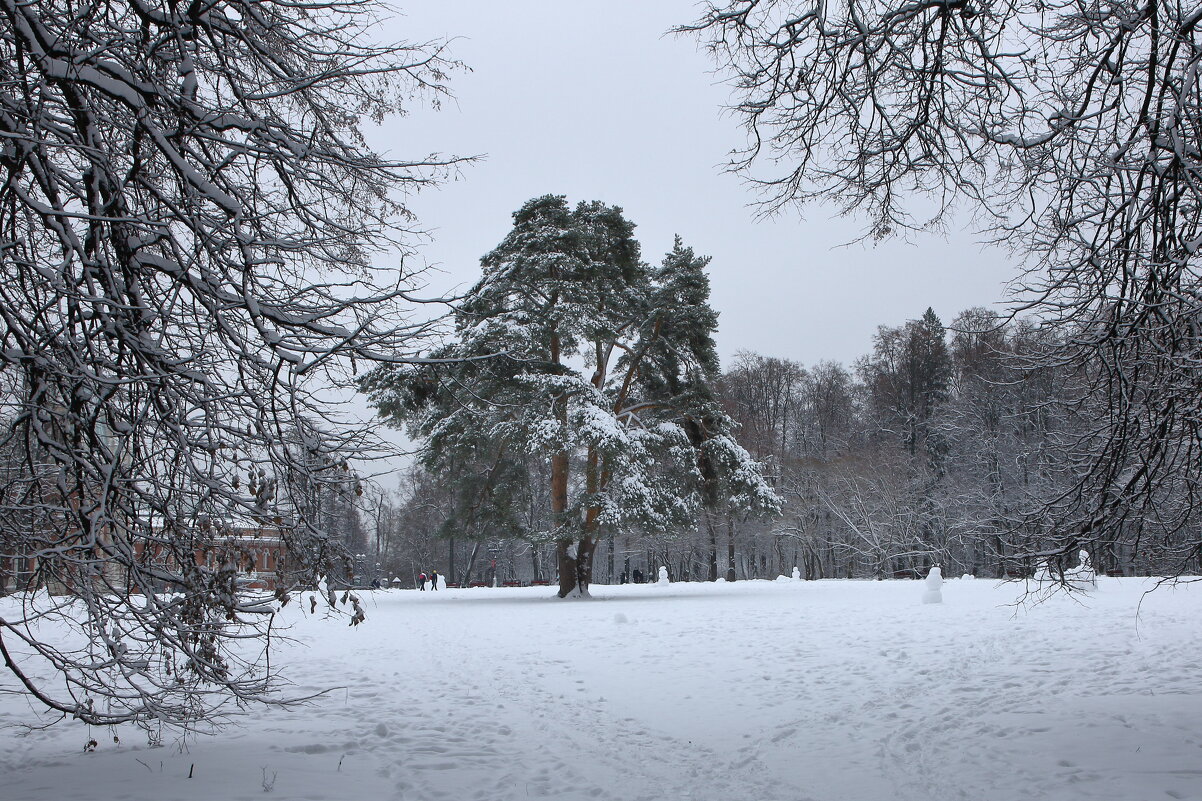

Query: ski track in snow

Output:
[2, 577, 1202, 801]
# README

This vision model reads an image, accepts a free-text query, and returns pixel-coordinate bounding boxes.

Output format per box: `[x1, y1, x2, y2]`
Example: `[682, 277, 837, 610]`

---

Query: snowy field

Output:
[3, 577, 1201, 801]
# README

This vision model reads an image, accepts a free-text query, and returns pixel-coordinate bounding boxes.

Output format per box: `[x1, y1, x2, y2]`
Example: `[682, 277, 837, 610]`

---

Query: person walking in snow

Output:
[430, 569, 439, 590]
[418, 571, 426, 590]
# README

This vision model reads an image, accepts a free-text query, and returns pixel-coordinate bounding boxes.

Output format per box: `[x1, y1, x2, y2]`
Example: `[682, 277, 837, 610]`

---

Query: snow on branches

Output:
[362, 196, 780, 597]
[685, 0, 1202, 570]
[0, 0, 464, 731]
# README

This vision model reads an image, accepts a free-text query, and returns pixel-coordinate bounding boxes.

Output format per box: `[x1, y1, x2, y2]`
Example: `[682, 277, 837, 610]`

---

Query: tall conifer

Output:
[362, 197, 778, 596]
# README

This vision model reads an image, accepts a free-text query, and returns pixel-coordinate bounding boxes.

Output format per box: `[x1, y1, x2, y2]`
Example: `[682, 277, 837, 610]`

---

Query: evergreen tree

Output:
[913, 309, 951, 430]
[860, 308, 951, 460]
[361, 198, 778, 596]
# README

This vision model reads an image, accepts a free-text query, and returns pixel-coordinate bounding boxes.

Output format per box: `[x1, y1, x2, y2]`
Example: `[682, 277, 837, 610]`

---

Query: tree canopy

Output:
[361, 195, 779, 597]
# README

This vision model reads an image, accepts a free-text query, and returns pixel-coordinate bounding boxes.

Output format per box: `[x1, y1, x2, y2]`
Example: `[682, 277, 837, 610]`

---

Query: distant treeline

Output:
[372, 305, 1200, 585]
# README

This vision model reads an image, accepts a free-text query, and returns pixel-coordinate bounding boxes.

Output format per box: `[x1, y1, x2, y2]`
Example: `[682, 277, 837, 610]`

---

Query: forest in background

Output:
[364, 303, 1194, 587]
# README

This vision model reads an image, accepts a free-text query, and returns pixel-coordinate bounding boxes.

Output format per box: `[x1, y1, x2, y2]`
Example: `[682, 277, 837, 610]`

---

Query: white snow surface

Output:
[3, 577, 1202, 801]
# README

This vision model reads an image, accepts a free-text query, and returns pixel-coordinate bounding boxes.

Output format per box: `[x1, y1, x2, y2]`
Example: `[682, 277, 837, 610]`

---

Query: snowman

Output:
[1067, 549, 1097, 591]
[922, 565, 943, 604]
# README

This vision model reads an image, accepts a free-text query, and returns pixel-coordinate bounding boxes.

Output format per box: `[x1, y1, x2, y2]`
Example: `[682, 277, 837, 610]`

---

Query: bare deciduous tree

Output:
[0, 0, 463, 731]
[684, 0, 1202, 568]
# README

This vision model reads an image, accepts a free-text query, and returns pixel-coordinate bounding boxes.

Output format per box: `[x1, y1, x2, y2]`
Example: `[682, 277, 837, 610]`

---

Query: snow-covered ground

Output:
[3, 577, 1201, 801]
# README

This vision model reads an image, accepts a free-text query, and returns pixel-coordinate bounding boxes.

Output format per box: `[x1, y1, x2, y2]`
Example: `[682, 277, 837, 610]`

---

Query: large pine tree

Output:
[362, 196, 778, 596]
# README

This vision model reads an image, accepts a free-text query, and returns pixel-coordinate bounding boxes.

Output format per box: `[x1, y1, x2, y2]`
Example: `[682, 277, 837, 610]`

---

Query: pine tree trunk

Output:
[550, 321, 574, 596]
[556, 538, 576, 597]
[551, 442, 571, 595]
[576, 535, 597, 593]
[560, 441, 605, 597]
[556, 535, 599, 597]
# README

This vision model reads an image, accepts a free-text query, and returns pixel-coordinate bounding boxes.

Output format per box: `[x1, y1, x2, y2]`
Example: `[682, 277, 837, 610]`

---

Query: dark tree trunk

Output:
[459, 540, 482, 587]
[560, 439, 606, 597]
[556, 538, 575, 596]
[577, 536, 597, 592]
[550, 323, 573, 596]
[726, 517, 737, 582]
[607, 533, 615, 584]
[551, 442, 573, 595]
[705, 508, 719, 581]
[557, 535, 599, 597]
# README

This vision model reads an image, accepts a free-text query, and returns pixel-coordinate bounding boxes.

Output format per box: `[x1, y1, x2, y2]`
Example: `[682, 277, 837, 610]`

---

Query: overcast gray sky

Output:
[369, 0, 1017, 369]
